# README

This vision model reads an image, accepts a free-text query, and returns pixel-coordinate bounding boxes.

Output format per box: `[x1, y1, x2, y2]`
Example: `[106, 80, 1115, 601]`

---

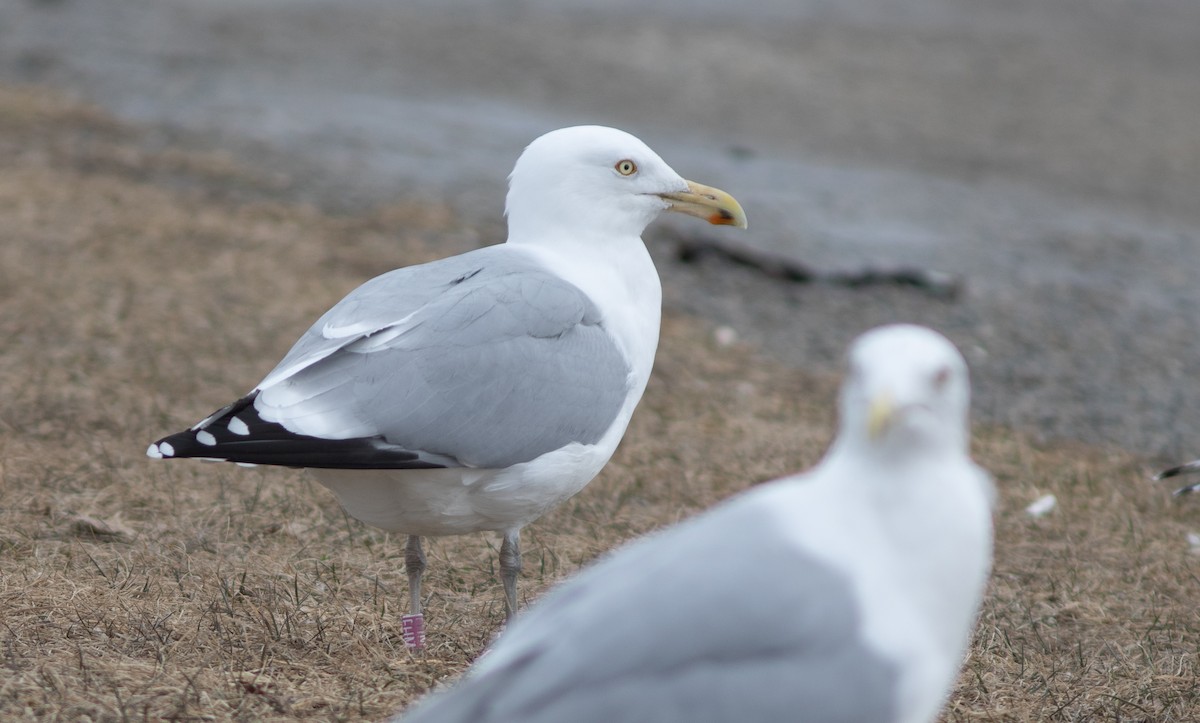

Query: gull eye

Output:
[615, 159, 638, 176]
[931, 365, 952, 392]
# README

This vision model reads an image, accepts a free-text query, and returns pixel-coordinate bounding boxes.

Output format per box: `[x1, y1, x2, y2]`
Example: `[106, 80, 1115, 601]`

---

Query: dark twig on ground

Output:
[668, 231, 963, 300]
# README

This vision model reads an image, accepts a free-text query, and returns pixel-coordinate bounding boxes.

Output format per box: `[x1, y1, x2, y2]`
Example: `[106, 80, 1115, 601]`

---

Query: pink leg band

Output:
[401, 613, 426, 649]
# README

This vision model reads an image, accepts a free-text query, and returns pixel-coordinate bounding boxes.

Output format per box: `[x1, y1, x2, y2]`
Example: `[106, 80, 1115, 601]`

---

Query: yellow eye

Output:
[615, 159, 638, 176]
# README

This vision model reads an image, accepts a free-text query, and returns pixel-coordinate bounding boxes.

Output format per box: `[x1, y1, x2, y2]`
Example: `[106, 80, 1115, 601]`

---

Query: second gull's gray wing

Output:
[400, 493, 900, 723]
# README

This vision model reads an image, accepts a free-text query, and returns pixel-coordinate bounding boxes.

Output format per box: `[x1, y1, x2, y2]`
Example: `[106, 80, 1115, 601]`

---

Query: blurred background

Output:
[2, 0, 1197, 460]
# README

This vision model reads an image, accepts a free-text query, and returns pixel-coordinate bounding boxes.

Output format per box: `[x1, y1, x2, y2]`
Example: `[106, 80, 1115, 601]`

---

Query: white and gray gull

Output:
[396, 324, 994, 722]
[1155, 458, 1200, 495]
[146, 125, 746, 648]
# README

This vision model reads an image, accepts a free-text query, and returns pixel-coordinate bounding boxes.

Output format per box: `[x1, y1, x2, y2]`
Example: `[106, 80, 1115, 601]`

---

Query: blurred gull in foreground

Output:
[397, 324, 994, 722]
[147, 125, 746, 647]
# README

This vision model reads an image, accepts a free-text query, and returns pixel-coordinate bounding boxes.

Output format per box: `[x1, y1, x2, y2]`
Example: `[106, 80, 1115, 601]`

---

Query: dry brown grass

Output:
[0, 83, 1197, 721]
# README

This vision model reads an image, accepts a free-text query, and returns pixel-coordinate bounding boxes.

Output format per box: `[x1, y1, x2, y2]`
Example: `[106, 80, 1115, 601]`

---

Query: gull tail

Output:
[146, 393, 449, 470]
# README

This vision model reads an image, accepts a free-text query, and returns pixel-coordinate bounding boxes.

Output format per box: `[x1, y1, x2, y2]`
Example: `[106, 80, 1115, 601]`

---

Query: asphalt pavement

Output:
[2, 0, 1197, 460]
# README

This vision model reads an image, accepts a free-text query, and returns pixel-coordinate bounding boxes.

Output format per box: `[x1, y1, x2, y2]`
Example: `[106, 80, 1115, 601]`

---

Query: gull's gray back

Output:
[255, 245, 632, 468]
[399, 496, 900, 722]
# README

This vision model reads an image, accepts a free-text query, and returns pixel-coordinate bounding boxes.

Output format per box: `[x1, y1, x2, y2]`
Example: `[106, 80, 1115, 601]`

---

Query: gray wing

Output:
[156, 245, 632, 469]
[259, 245, 523, 390]
[399, 494, 900, 723]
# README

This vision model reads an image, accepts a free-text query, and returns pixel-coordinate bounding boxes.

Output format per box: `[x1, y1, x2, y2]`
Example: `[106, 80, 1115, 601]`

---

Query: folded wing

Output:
[151, 246, 632, 470]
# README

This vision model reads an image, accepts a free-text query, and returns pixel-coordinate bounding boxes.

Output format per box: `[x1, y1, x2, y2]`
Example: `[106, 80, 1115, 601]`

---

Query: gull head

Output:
[505, 125, 746, 241]
[838, 324, 971, 457]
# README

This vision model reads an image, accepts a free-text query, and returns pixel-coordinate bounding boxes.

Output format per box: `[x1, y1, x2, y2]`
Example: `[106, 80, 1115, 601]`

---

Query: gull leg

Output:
[499, 529, 522, 621]
[402, 534, 427, 649]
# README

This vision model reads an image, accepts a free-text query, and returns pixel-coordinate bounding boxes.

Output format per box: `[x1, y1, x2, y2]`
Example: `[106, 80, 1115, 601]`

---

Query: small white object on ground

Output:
[1186, 533, 1200, 554]
[1025, 493, 1057, 518]
[713, 325, 738, 347]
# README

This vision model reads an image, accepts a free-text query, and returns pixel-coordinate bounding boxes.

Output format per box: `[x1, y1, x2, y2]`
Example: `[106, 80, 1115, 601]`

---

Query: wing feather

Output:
[154, 246, 632, 470]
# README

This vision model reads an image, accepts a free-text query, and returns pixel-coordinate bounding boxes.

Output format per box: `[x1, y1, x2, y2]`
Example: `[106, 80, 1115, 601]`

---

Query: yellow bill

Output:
[658, 180, 748, 229]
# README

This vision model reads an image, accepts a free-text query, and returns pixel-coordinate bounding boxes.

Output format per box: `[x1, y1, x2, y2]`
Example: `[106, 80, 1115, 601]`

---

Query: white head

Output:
[505, 125, 746, 241]
[836, 324, 972, 459]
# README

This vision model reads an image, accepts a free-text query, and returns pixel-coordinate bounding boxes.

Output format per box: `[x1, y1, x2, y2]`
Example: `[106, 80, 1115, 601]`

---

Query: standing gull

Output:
[397, 325, 994, 723]
[147, 125, 747, 647]
[1155, 459, 1200, 495]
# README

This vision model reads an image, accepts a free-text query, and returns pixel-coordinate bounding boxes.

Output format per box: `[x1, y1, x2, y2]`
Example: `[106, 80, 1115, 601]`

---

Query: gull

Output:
[397, 324, 994, 722]
[147, 125, 747, 648]
[1155, 459, 1200, 495]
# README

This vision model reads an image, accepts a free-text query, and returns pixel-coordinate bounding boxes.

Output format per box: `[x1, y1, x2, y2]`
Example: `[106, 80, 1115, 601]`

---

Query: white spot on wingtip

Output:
[228, 416, 250, 436]
[159, 441, 175, 457]
[196, 430, 217, 446]
[146, 443, 163, 459]
[236, 462, 258, 468]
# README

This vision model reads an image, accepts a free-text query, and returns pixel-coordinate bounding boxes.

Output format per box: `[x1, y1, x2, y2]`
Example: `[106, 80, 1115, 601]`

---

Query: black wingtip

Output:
[1155, 460, 1200, 482]
[1151, 459, 1200, 497]
[146, 393, 449, 470]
